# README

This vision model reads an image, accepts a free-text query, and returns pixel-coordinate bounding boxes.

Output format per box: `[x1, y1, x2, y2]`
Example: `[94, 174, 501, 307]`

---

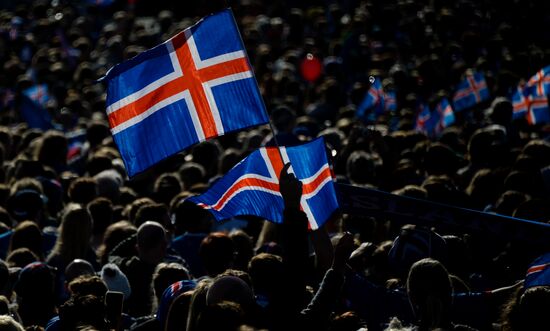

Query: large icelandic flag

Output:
[189, 138, 339, 230]
[452, 71, 490, 112]
[525, 252, 550, 288]
[101, 9, 269, 177]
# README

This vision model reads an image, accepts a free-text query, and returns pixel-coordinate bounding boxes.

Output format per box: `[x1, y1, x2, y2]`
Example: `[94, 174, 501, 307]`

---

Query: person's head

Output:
[248, 253, 284, 297]
[406, 258, 452, 329]
[229, 230, 254, 272]
[154, 173, 182, 205]
[93, 169, 123, 203]
[98, 221, 137, 265]
[7, 179, 45, 223]
[501, 286, 550, 331]
[178, 162, 206, 190]
[68, 275, 108, 300]
[65, 259, 95, 285]
[196, 301, 245, 331]
[170, 197, 212, 235]
[346, 151, 379, 186]
[164, 290, 195, 331]
[199, 232, 235, 277]
[59, 294, 107, 331]
[152, 262, 190, 306]
[126, 197, 155, 225]
[0, 315, 24, 331]
[14, 262, 56, 326]
[49, 204, 93, 265]
[87, 197, 113, 237]
[68, 177, 98, 205]
[36, 130, 68, 171]
[136, 221, 168, 265]
[134, 203, 171, 229]
[6, 248, 39, 268]
[9, 220, 43, 259]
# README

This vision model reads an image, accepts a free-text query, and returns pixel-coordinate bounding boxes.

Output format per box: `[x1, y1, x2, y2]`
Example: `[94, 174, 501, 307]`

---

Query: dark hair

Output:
[97, 221, 137, 265]
[87, 197, 113, 236]
[9, 221, 43, 260]
[152, 262, 190, 311]
[134, 203, 170, 228]
[407, 258, 452, 329]
[199, 232, 235, 277]
[68, 275, 108, 300]
[68, 177, 98, 205]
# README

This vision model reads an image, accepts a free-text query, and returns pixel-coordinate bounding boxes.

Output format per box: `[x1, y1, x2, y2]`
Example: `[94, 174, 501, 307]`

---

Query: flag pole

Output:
[228, 7, 286, 164]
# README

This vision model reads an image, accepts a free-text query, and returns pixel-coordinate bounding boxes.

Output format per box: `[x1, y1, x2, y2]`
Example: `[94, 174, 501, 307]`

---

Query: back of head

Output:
[54, 204, 93, 263]
[248, 253, 283, 296]
[137, 221, 167, 265]
[9, 220, 42, 258]
[171, 197, 212, 235]
[65, 259, 95, 284]
[134, 203, 170, 229]
[68, 177, 98, 205]
[0, 315, 24, 331]
[153, 262, 190, 303]
[517, 286, 550, 330]
[87, 197, 113, 236]
[407, 258, 452, 329]
[59, 294, 107, 331]
[199, 232, 235, 277]
[154, 173, 182, 205]
[68, 275, 108, 299]
[196, 301, 245, 331]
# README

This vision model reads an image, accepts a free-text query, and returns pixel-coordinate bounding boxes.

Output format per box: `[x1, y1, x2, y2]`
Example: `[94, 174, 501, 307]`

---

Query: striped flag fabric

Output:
[188, 138, 339, 230]
[100, 9, 269, 177]
[525, 252, 550, 288]
[452, 71, 490, 112]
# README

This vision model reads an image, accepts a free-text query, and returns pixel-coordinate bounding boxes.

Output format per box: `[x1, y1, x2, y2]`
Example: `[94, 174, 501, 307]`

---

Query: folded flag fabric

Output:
[525, 252, 550, 288]
[189, 138, 339, 230]
[100, 9, 269, 177]
[384, 90, 397, 112]
[452, 71, 489, 112]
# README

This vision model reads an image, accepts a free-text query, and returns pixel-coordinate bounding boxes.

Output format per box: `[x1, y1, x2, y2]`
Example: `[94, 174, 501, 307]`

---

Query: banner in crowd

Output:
[337, 183, 550, 247]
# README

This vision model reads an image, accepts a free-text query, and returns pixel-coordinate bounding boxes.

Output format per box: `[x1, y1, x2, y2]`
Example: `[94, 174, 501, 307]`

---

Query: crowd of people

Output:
[0, 0, 548, 330]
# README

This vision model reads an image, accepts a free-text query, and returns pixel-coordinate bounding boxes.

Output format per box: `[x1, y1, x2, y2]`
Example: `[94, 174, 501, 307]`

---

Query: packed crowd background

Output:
[0, 0, 548, 330]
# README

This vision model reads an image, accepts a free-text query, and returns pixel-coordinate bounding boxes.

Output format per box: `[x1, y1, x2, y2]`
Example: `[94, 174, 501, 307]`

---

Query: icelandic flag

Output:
[452, 71, 490, 112]
[525, 252, 550, 288]
[100, 9, 269, 177]
[18, 90, 53, 130]
[357, 78, 385, 119]
[526, 66, 550, 97]
[189, 138, 339, 230]
[526, 93, 550, 125]
[23, 84, 51, 108]
[512, 86, 529, 120]
[434, 98, 455, 135]
[415, 104, 434, 134]
[384, 90, 397, 112]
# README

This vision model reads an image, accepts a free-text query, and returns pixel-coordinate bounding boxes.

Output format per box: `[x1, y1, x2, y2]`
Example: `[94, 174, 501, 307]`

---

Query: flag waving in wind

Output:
[101, 9, 269, 177]
[189, 138, 339, 230]
[452, 71, 489, 112]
